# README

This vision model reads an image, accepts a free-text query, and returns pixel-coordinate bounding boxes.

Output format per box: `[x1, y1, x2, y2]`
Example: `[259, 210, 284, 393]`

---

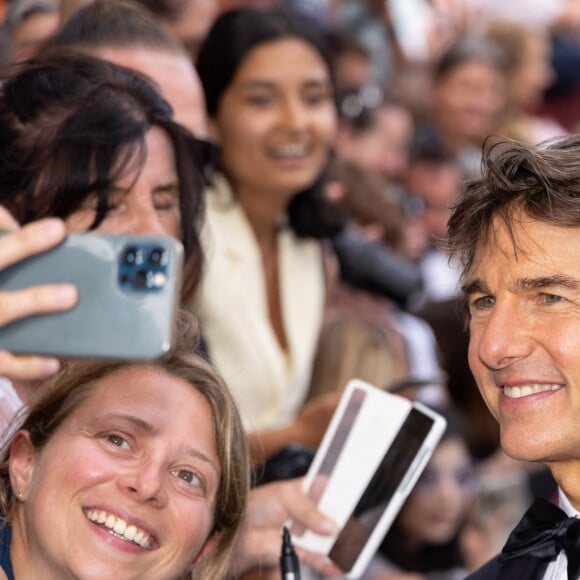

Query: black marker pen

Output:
[280, 526, 301, 580]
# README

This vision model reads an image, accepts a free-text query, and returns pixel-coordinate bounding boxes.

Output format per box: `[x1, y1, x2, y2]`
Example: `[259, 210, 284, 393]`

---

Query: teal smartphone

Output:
[0, 232, 183, 360]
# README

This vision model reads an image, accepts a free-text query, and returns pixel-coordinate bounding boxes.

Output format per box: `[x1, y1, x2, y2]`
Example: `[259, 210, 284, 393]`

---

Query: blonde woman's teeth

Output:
[85, 509, 153, 549]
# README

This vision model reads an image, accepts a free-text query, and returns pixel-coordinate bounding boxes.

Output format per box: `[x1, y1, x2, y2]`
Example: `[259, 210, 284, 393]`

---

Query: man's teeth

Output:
[86, 509, 152, 549]
[271, 144, 307, 157]
[503, 384, 562, 399]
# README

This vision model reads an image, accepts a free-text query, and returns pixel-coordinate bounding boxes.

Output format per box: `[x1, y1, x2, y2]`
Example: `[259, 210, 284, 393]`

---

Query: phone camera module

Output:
[119, 242, 169, 293]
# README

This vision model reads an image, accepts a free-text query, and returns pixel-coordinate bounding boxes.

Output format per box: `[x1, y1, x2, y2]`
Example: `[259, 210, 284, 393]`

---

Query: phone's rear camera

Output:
[122, 246, 144, 266]
[148, 246, 167, 266]
[133, 269, 150, 289]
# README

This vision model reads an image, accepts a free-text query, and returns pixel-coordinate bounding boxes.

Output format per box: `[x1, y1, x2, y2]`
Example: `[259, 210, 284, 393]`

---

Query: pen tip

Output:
[282, 526, 293, 553]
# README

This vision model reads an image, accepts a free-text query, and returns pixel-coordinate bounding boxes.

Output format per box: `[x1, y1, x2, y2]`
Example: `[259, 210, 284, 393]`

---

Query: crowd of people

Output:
[0, 0, 579, 578]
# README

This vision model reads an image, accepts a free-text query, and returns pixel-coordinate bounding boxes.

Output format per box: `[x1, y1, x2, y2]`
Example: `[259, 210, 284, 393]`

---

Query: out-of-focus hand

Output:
[291, 392, 340, 449]
[0, 210, 78, 380]
[232, 477, 343, 577]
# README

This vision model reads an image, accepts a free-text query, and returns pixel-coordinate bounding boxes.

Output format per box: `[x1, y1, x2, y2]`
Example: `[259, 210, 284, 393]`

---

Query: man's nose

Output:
[474, 301, 534, 370]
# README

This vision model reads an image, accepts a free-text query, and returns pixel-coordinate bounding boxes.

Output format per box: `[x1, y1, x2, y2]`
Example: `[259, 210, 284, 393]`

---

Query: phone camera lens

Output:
[133, 269, 150, 289]
[123, 246, 143, 265]
[148, 247, 166, 266]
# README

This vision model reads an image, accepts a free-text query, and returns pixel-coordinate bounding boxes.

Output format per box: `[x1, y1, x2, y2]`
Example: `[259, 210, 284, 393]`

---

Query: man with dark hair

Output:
[447, 135, 580, 579]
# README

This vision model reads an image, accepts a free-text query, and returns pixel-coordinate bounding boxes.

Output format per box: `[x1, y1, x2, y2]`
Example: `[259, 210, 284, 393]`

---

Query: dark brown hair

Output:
[0, 49, 210, 297]
[446, 135, 580, 282]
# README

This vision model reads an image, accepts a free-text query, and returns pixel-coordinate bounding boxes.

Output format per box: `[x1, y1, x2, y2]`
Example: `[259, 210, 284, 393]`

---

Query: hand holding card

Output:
[290, 379, 447, 578]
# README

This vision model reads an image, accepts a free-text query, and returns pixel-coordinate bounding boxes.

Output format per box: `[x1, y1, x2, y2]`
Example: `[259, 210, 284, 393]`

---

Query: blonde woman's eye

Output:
[172, 469, 202, 488]
[105, 434, 129, 448]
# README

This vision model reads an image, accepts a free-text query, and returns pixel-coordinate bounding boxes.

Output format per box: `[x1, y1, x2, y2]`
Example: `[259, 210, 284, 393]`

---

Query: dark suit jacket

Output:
[466, 554, 550, 579]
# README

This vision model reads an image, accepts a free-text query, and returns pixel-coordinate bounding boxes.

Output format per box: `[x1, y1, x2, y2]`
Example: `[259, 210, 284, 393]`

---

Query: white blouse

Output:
[191, 174, 326, 432]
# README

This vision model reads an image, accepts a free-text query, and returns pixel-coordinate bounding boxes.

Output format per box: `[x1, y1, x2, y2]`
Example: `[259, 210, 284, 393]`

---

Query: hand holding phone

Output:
[0, 214, 78, 380]
[0, 231, 183, 361]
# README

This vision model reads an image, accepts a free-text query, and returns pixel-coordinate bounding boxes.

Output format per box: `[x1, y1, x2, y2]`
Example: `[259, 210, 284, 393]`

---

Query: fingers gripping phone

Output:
[0, 232, 183, 360]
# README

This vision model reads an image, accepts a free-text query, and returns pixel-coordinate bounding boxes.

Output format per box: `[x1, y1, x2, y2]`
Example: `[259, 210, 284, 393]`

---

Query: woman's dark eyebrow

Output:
[238, 76, 332, 90]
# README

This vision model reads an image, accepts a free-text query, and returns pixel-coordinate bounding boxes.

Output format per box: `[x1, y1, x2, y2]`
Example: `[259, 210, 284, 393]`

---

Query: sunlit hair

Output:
[0, 50, 211, 297]
[0, 310, 251, 579]
[445, 135, 580, 284]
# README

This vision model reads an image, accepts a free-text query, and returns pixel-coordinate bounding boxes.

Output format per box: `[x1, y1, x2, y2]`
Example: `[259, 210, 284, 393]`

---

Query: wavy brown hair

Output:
[446, 135, 580, 285]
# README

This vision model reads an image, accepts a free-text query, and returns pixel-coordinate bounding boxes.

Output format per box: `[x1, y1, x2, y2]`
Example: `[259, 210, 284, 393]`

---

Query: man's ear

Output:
[9, 430, 37, 500]
[191, 531, 220, 567]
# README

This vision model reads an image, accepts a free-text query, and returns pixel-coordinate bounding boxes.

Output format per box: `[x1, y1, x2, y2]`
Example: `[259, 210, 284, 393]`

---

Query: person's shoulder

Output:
[464, 555, 501, 580]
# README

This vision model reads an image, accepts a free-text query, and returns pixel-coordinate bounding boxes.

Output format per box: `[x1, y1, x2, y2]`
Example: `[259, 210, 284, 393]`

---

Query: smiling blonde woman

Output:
[0, 311, 251, 580]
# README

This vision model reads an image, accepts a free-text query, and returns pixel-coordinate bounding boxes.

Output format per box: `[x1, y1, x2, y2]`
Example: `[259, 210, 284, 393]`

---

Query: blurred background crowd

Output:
[1, 0, 579, 578]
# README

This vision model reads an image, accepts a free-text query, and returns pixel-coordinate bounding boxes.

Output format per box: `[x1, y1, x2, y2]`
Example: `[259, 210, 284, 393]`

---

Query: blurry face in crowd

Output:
[405, 159, 461, 239]
[337, 104, 414, 181]
[211, 37, 337, 207]
[433, 60, 506, 148]
[333, 51, 373, 92]
[10, 366, 220, 579]
[162, 0, 218, 60]
[510, 32, 554, 109]
[93, 46, 208, 137]
[65, 127, 181, 240]
[398, 437, 475, 545]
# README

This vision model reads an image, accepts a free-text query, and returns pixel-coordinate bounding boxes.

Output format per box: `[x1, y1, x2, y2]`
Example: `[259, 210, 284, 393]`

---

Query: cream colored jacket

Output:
[191, 174, 325, 432]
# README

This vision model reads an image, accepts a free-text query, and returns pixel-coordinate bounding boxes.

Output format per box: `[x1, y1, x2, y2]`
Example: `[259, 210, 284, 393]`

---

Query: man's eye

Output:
[541, 293, 564, 304]
[472, 295, 495, 310]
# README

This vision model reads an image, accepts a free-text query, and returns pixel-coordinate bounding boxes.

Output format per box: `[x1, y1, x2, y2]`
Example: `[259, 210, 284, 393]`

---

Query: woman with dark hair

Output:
[423, 35, 507, 179]
[194, 7, 344, 464]
[0, 49, 211, 298]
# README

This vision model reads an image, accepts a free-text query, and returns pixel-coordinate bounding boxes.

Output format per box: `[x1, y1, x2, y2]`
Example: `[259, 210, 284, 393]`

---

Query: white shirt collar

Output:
[558, 488, 580, 517]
